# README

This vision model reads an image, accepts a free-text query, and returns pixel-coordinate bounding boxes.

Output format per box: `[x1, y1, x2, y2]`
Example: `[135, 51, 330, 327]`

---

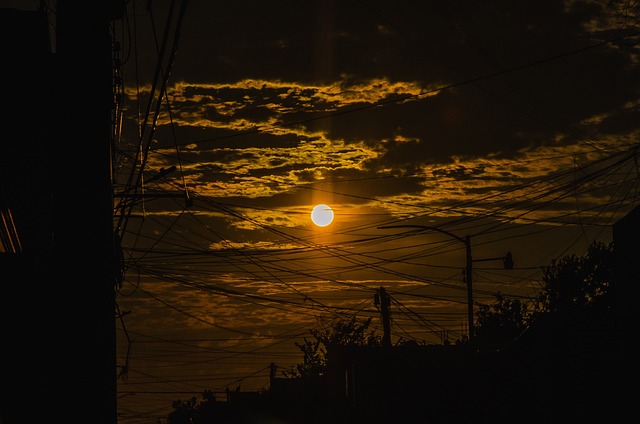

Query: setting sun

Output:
[311, 204, 334, 227]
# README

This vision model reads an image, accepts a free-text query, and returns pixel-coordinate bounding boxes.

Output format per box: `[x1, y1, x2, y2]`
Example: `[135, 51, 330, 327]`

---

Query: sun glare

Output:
[311, 204, 334, 227]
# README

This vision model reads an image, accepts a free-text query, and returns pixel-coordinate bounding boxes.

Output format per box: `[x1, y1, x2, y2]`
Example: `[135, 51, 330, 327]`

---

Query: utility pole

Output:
[464, 235, 474, 342]
[378, 225, 513, 350]
[374, 286, 392, 347]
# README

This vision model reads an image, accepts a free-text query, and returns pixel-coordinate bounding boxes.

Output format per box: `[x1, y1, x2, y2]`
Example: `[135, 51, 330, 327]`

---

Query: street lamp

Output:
[378, 224, 513, 346]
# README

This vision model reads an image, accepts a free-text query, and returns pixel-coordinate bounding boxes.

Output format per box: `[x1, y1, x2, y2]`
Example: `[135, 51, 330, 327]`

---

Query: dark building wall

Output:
[0, 8, 54, 254]
[1, 8, 57, 424]
[52, 2, 118, 424]
[1, 4, 119, 424]
[612, 205, 639, 415]
[612, 205, 639, 345]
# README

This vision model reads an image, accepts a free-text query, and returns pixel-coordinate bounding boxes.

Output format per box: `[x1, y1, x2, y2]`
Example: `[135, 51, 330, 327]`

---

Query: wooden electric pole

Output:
[378, 225, 514, 350]
[375, 286, 392, 348]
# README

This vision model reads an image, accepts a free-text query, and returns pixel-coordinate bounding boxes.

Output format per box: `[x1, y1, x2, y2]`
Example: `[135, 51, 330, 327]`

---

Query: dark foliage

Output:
[166, 240, 623, 423]
[284, 316, 381, 378]
[538, 240, 614, 313]
[474, 293, 532, 351]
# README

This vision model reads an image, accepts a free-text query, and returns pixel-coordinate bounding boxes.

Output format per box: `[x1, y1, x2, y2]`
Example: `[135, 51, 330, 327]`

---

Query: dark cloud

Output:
[108, 3, 640, 420]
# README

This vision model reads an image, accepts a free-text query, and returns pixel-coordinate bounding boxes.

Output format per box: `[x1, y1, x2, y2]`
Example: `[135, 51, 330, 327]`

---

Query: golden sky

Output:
[109, 0, 640, 422]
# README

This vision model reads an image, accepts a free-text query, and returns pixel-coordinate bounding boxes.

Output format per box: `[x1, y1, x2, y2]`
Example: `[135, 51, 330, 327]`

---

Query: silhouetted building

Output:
[1, 3, 121, 424]
[613, 204, 639, 355]
[612, 204, 639, 418]
[1, 8, 56, 424]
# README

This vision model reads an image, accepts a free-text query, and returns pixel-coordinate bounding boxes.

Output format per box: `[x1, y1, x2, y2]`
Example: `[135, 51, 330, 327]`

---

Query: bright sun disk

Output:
[311, 204, 334, 227]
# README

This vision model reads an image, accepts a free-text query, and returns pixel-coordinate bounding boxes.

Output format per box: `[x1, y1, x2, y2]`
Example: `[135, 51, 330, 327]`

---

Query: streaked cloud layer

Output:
[111, 1, 640, 421]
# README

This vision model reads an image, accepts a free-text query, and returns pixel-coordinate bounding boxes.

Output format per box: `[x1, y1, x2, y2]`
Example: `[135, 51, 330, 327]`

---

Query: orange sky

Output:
[101, 0, 640, 422]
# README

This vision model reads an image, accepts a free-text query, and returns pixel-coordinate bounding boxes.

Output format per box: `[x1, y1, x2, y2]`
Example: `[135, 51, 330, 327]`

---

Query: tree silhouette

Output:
[538, 240, 614, 313]
[167, 391, 218, 424]
[473, 240, 614, 352]
[285, 316, 380, 378]
[165, 243, 618, 424]
[167, 396, 201, 424]
[474, 293, 532, 351]
[285, 337, 326, 378]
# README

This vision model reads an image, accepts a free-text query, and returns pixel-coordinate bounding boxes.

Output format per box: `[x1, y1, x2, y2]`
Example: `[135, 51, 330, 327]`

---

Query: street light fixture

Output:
[377, 224, 513, 347]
